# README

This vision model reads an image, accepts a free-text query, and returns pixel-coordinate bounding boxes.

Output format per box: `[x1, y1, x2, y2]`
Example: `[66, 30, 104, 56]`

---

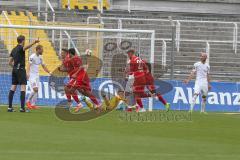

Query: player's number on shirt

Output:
[136, 59, 143, 70]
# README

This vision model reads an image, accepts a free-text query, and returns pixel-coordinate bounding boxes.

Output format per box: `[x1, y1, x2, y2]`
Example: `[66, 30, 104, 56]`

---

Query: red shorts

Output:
[132, 71, 145, 93]
[145, 72, 155, 92]
[133, 85, 145, 94]
[133, 71, 146, 86]
[66, 76, 76, 88]
[75, 69, 91, 91]
[133, 72, 156, 93]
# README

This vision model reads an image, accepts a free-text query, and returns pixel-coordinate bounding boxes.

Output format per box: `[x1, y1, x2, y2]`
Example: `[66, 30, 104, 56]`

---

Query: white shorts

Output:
[125, 75, 134, 93]
[29, 77, 40, 89]
[194, 82, 208, 97]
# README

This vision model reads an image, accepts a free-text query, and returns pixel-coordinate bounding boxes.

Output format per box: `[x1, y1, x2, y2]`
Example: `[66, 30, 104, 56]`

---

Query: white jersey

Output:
[193, 61, 210, 84]
[29, 53, 44, 79]
[193, 61, 210, 96]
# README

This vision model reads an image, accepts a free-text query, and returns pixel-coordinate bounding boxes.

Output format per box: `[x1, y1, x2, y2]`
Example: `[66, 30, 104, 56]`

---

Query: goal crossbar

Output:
[0, 24, 155, 34]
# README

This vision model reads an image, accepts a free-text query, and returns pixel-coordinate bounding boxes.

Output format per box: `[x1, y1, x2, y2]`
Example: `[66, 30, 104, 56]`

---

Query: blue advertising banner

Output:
[0, 74, 239, 112]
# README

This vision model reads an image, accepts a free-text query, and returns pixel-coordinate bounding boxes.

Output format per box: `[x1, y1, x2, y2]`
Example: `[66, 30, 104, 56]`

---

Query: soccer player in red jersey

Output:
[68, 48, 101, 112]
[58, 49, 83, 109]
[126, 50, 170, 112]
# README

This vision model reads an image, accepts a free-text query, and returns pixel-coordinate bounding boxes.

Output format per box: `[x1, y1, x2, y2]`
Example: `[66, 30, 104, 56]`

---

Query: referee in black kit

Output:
[8, 35, 39, 112]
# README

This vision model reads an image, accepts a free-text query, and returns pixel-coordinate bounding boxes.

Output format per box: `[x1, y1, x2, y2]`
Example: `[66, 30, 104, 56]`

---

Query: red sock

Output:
[72, 94, 80, 104]
[66, 94, 72, 102]
[156, 93, 167, 105]
[89, 96, 99, 105]
[136, 98, 143, 108]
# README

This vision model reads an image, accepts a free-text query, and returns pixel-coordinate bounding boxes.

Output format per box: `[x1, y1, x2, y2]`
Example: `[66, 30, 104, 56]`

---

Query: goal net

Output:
[0, 24, 155, 111]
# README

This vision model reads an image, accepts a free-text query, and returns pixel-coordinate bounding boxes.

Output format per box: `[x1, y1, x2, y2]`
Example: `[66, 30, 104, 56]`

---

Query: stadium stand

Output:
[0, 9, 103, 78]
[0, 0, 109, 11]
[85, 16, 240, 81]
[62, 0, 110, 10]
[111, 0, 240, 14]
[0, 10, 60, 76]
[0, 1, 239, 81]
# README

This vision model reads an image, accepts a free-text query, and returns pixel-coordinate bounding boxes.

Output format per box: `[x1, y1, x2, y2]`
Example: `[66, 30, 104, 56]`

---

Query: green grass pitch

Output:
[0, 106, 240, 160]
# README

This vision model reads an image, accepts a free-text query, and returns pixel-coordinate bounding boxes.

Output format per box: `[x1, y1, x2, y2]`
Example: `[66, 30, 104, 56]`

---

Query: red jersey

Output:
[128, 55, 147, 75]
[142, 60, 151, 74]
[69, 55, 83, 76]
[63, 53, 74, 76]
[63, 53, 70, 67]
[63, 54, 82, 77]
[127, 55, 147, 87]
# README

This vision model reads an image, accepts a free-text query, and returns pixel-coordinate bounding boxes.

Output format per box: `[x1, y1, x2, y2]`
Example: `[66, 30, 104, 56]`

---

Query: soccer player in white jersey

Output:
[184, 52, 211, 113]
[26, 45, 51, 109]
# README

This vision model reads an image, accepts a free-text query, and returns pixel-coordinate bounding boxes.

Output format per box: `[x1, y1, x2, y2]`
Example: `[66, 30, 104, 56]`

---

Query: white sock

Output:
[190, 95, 198, 111]
[31, 92, 38, 106]
[27, 91, 35, 102]
[201, 99, 206, 112]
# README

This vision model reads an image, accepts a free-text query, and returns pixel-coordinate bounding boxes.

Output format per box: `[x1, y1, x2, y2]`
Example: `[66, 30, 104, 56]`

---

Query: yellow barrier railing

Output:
[0, 11, 103, 77]
[62, 0, 110, 10]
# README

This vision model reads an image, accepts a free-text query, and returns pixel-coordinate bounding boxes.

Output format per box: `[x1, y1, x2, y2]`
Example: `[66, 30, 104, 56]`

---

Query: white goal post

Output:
[0, 24, 155, 111]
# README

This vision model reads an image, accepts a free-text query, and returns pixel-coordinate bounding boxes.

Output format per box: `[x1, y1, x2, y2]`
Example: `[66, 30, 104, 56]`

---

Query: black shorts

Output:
[12, 68, 27, 85]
